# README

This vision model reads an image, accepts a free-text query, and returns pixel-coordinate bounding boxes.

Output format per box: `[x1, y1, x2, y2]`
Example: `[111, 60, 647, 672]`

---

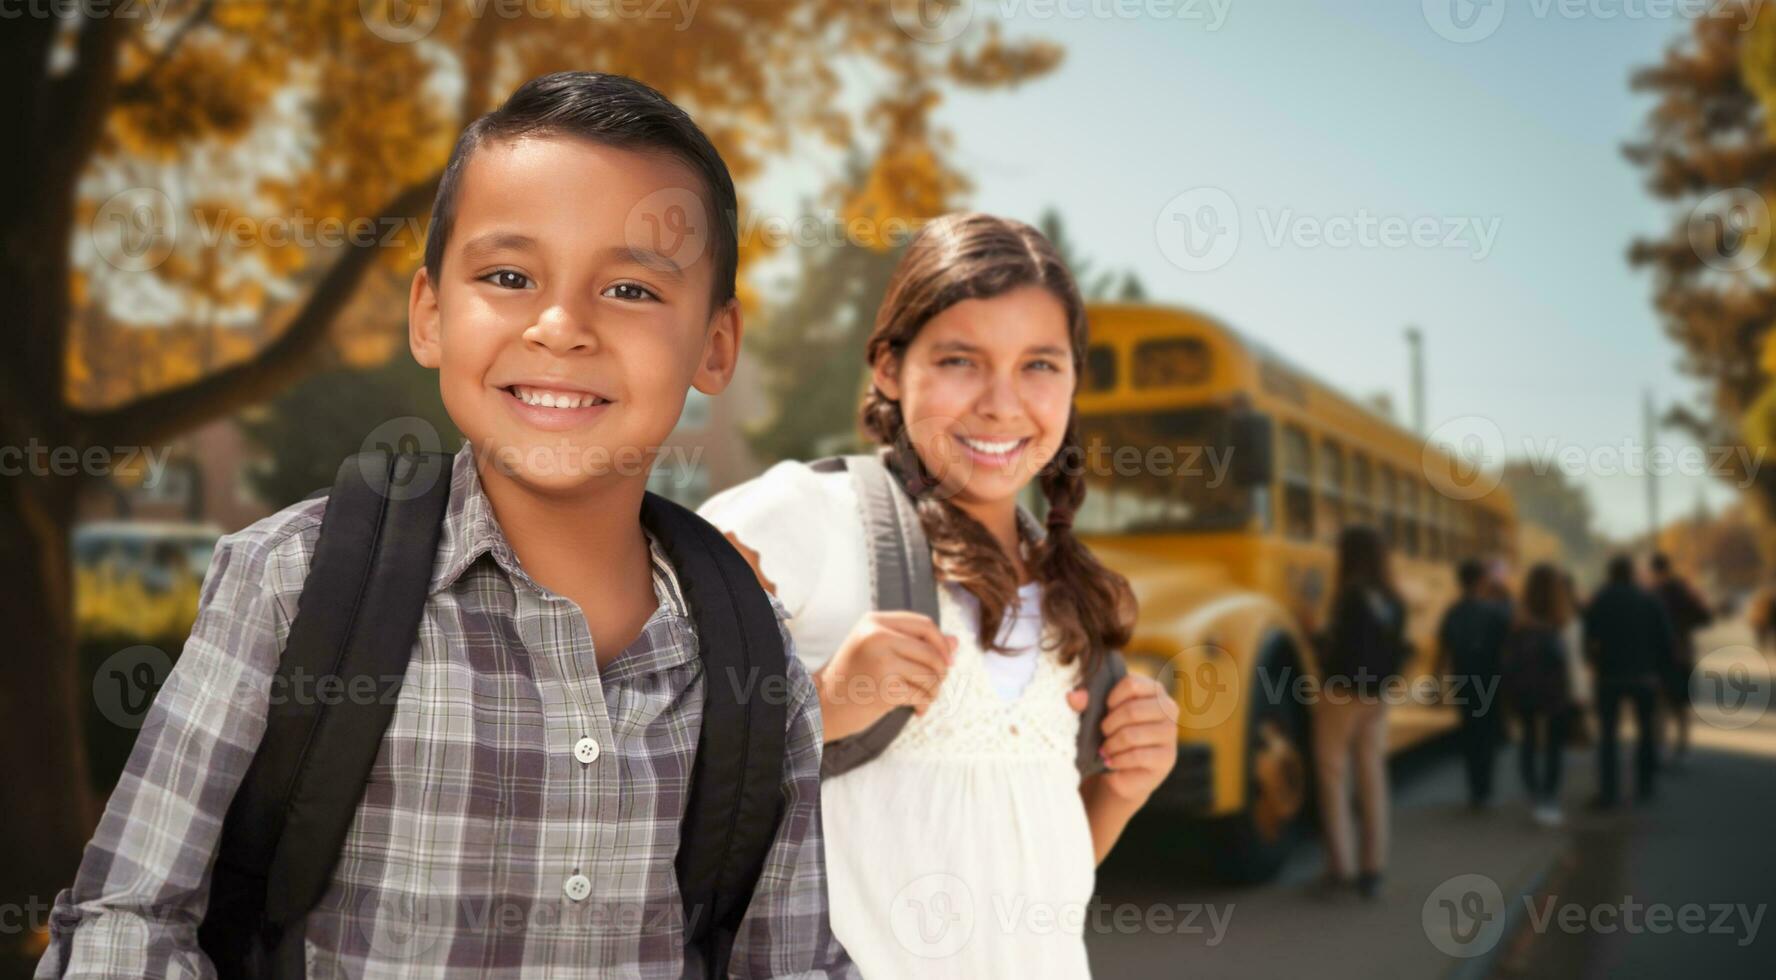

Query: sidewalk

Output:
[1087, 736, 1590, 978]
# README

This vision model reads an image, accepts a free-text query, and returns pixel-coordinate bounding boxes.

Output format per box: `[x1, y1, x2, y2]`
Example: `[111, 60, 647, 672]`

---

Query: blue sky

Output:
[751, 0, 1745, 539]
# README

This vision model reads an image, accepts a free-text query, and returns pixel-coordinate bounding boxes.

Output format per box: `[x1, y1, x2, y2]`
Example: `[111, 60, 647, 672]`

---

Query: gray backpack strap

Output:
[845, 453, 940, 620]
[1074, 650, 1128, 777]
[812, 453, 935, 778]
[812, 454, 1125, 781]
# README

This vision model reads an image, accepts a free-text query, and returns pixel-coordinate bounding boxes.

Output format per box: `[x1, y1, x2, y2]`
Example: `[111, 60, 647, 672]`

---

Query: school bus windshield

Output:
[1072, 406, 1255, 534]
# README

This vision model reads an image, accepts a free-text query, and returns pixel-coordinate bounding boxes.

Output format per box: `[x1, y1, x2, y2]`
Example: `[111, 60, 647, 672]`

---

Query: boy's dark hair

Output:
[1650, 552, 1672, 575]
[423, 71, 738, 311]
[1457, 558, 1486, 592]
[1606, 553, 1635, 585]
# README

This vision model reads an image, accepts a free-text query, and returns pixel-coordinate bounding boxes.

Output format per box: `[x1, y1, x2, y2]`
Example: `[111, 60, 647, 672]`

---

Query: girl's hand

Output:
[1090, 673, 1179, 804]
[816, 611, 957, 742]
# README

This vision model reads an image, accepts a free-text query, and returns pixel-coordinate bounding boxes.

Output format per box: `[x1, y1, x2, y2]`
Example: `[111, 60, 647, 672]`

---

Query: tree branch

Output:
[75, 175, 440, 449]
[114, 0, 216, 103]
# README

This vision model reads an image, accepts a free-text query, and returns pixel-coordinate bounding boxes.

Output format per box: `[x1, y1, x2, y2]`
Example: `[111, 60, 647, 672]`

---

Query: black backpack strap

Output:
[199, 450, 452, 978]
[639, 492, 789, 980]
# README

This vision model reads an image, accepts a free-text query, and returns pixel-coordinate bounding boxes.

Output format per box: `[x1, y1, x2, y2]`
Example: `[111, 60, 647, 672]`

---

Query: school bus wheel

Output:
[1208, 637, 1315, 883]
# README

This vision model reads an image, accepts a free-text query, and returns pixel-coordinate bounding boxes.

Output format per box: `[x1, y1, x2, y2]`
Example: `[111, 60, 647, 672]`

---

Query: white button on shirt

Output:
[563, 874, 592, 902]
[574, 736, 600, 765]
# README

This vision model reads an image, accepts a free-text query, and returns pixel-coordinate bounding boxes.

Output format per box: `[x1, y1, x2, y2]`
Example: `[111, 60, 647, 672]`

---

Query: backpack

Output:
[1319, 586, 1407, 689]
[1502, 626, 1571, 714]
[196, 451, 787, 980]
[808, 453, 1127, 780]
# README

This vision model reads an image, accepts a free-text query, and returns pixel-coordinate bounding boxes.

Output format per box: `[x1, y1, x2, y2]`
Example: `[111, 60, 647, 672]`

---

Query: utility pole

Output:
[1405, 326, 1425, 435]
[1644, 388, 1661, 550]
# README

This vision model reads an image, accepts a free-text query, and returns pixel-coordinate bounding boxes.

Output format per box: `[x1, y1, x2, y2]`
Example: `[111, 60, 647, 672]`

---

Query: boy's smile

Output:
[499, 381, 614, 432]
[408, 134, 740, 494]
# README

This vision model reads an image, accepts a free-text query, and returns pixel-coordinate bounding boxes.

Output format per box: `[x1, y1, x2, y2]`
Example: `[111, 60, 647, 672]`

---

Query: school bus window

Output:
[1399, 479, 1420, 556]
[1070, 407, 1256, 534]
[1425, 491, 1444, 560]
[1317, 439, 1345, 541]
[1349, 453, 1374, 527]
[1132, 337, 1211, 388]
[1085, 344, 1118, 393]
[1280, 424, 1314, 541]
[1459, 504, 1478, 559]
[1377, 465, 1398, 545]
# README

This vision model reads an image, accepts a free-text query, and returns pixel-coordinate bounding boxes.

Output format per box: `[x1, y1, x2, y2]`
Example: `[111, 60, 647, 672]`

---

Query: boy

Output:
[40, 72, 852, 978]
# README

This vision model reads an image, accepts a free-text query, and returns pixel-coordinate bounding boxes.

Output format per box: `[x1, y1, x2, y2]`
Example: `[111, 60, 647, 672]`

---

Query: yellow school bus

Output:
[1073, 303, 1516, 880]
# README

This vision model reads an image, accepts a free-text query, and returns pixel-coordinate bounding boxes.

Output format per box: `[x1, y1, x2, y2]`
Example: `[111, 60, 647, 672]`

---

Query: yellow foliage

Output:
[69, 0, 1064, 407]
[75, 567, 201, 642]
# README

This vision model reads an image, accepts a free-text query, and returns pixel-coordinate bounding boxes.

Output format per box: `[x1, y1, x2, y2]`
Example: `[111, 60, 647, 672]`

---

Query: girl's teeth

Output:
[962, 437, 1022, 455]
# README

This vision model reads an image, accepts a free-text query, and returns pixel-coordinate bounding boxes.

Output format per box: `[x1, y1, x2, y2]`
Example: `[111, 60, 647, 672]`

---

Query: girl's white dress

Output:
[700, 461, 1097, 979]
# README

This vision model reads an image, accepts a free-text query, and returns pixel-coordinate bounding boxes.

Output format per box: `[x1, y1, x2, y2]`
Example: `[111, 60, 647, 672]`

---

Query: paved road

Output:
[1087, 620, 1776, 980]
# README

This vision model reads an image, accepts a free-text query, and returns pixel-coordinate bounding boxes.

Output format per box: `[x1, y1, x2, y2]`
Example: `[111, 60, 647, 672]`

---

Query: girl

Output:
[701, 212, 1177, 977]
[1312, 524, 1405, 901]
[1503, 563, 1577, 827]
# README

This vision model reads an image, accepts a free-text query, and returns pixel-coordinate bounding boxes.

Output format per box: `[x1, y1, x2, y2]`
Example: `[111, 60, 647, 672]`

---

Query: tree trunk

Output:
[0, 468, 93, 971]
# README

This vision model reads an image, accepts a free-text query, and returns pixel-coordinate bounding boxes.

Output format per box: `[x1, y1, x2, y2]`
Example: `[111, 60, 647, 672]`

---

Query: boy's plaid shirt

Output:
[39, 445, 853, 979]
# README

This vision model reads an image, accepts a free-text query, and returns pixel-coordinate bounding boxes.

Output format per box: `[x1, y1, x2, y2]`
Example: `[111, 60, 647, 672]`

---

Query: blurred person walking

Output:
[1436, 559, 1511, 809]
[1649, 552, 1712, 766]
[1584, 555, 1677, 808]
[1560, 572, 1593, 743]
[1312, 525, 1408, 901]
[1502, 564, 1577, 827]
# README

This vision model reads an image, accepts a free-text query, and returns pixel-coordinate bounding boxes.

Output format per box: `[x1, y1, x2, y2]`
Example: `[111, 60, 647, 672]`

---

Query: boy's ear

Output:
[408, 267, 442, 369]
[870, 352, 903, 402]
[691, 298, 743, 396]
